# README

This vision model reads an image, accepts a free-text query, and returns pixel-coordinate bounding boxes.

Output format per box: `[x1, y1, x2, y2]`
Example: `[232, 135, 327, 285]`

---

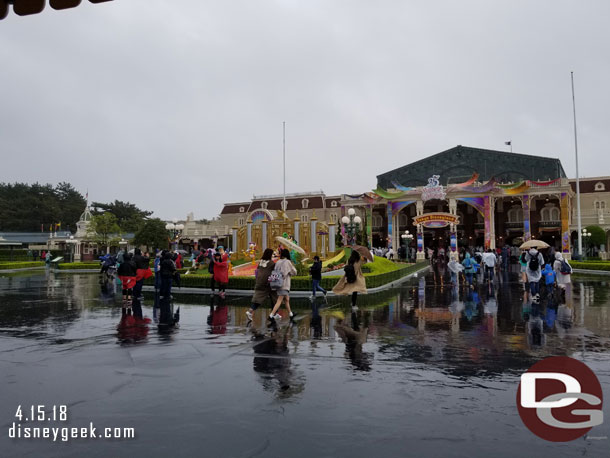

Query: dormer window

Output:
[239, 207, 245, 213]
[261, 202, 268, 209]
[330, 201, 338, 208]
[302, 199, 309, 209]
[595, 182, 605, 191]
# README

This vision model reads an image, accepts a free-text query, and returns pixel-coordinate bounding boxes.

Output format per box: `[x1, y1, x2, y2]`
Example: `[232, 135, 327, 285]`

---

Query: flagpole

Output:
[571, 71, 583, 258]
[282, 121, 286, 213]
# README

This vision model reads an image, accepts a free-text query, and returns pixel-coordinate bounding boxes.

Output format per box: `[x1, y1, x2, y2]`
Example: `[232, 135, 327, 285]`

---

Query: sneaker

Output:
[289, 311, 295, 318]
[323, 291, 327, 297]
[269, 313, 281, 320]
[246, 310, 253, 321]
[309, 295, 314, 301]
[351, 305, 359, 312]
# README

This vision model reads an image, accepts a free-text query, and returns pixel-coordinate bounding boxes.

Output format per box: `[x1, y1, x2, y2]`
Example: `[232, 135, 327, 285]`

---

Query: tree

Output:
[87, 213, 122, 251]
[585, 225, 606, 248]
[92, 200, 152, 233]
[133, 218, 169, 251]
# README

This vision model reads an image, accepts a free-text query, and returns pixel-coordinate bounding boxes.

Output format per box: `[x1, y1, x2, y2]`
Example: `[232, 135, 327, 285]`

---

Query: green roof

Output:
[377, 145, 567, 188]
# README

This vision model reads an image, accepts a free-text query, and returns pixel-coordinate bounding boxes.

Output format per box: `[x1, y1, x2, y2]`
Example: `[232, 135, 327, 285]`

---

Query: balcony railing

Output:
[539, 220, 561, 228]
[505, 221, 523, 228]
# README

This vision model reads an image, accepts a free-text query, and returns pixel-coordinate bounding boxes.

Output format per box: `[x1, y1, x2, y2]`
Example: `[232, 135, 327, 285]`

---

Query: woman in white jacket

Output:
[269, 249, 298, 321]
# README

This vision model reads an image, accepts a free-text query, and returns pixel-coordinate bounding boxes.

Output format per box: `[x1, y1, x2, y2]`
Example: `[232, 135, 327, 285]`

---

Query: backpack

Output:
[344, 264, 357, 283]
[463, 257, 472, 268]
[560, 259, 572, 275]
[528, 255, 540, 272]
[268, 270, 284, 290]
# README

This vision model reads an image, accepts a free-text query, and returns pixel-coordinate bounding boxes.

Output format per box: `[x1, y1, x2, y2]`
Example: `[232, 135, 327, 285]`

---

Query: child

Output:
[212, 252, 229, 298]
[309, 256, 327, 300]
[543, 263, 556, 297]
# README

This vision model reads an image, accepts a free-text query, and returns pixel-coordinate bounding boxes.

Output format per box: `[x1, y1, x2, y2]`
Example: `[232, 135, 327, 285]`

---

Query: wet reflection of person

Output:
[207, 296, 228, 334]
[310, 302, 322, 339]
[252, 326, 304, 398]
[334, 311, 371, 371]
[117, 308, 149, 344]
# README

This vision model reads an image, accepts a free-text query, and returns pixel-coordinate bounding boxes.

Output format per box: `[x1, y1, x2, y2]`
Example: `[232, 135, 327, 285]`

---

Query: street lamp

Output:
[401, 230, 414, 261]
[582, 228, 592, 258]
[341, 208, 361, 246]
[66, 235, 77, 263]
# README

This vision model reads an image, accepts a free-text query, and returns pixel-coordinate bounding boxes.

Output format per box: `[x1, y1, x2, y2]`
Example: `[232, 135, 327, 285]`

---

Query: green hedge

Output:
[570, 261, 610, 271]
[0, 261, 45, 270]
[56, 262, 100, 270]
[145, 261, 428, 290]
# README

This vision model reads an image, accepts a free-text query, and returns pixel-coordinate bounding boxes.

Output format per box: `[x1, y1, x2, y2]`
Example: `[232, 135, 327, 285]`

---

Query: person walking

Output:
[246, 248, 278, 321]
[269, 249, 297, 321]
[553, 252, 572, 293]
[518, 249, 529, 286]
[462, 252, 477, 288]
[543, 263, 556, 298]
[132, 248, 152, 306]
[309, 255, 327, 300]
[482, 248, 497, 283]
[525, 248, 545, 301]
[332, 250, 367, 310]
[447, 255, 463, 286]
[212, 252, 229, 298]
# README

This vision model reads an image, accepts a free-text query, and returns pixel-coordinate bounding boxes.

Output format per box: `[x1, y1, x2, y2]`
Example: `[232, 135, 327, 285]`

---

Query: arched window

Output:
[302, 199, 309, 209]
[238, 218, 245, 226]
[541, 204, 559, 222]
[261, 202, 268, 209]
[507, 206, 523, 223]
[330, 201, 338, 208]
[373, 214, 383, 227]
[330, 213, 337, 223]
[301, 215, 309, 223]
[595, 201, 606, 210]
[239, 207, 245, 213]
[399, 213, 408, 226]
[595, 182, 605, 191]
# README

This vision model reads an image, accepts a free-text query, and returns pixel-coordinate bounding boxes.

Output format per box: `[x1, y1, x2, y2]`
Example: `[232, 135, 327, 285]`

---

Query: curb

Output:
[572, 268, 610, 276]
[142, 265, 431, 297]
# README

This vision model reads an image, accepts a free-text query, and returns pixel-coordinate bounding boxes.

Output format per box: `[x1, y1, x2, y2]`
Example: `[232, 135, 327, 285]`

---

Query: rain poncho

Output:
[525, 248, 544, 282]
[543, 264, 556, 285]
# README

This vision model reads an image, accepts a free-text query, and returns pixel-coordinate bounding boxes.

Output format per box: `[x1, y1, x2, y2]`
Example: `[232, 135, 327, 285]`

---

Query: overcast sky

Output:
[1, 0, 609, 221]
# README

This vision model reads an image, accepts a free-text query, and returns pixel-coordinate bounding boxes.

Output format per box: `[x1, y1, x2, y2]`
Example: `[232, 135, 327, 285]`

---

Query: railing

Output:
[539, 220, 561, 228]
[505, 221, 523, 228]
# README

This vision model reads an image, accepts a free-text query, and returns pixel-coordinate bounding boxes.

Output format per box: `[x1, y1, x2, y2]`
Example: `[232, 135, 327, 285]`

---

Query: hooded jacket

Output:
[543, 264, 556, 285]
[462, 253, 476, 274]
[525, 248, 544, 282]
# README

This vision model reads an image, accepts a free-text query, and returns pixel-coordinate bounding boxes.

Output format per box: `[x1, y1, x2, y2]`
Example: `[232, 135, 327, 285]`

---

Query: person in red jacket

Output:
[212, 252, 229, 298]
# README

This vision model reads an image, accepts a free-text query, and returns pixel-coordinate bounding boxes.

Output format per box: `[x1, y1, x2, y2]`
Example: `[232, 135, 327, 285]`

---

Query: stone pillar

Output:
[247, 220, 252, 246]
[328, 223, 336, 253]
[262, 219, 268, 251]
[560, 192, 571, 258]
[310, 215, 318, 254]
[522, 195, 531, 241]
[387, 202, 393, 248]
[231, 227, 238, 254]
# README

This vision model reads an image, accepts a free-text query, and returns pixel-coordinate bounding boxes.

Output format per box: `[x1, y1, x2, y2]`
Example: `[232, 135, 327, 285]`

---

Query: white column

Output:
[247, 222, 252, 245]
[329, 224, 336, 252]
[262, 221, 268, 251]
[310, 220, 317, 253]
[294, 221, 300, 245]
[232, 228, 238, 253]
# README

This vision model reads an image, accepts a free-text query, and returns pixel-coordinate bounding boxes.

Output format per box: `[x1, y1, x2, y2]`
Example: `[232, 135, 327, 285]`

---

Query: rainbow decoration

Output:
[455, 178, 498, 193]
[531, 178, 561, 186]
[390, 181, 416, 192]
[372, 187, 411, 200]
[501, 182, 530, 195]
[391, 200, 415, 214]
[448, 172, 479, 188]
[456, 197, 485, 216]
[250, 210, 272, 223]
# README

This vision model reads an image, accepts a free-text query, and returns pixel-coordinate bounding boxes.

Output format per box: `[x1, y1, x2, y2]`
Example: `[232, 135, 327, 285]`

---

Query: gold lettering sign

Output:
[413, 212, 459, 228]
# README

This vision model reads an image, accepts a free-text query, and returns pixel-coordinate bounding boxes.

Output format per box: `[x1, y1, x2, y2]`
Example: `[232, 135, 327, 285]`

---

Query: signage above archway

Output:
[413, 212, 459, 228]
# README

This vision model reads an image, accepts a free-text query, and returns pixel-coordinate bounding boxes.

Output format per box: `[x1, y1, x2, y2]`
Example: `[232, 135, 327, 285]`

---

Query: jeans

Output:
[312, 279, 326, 296]
[160, 276, 172, 298]
[466, 273, 473, 285]
[485, 266, 494, 282]
[530, 281, 540, 296]
[450, 272, 457, 284]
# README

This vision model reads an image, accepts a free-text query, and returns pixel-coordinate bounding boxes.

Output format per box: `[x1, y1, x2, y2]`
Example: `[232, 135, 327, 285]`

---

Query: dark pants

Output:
[352, 292, 358, 306]
[160, 276, 172, 298]
[485, 265, 494, 282]
[131, 297, 143, 319]
[530, 280, 540, 296]
[210, 277, 216, 292]
[133, 279, 144, 299]
[312, 279, 326, 296]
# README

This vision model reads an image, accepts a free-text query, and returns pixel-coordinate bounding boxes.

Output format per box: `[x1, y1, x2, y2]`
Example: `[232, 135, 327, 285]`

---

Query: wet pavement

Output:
[1, 267, 609, 457]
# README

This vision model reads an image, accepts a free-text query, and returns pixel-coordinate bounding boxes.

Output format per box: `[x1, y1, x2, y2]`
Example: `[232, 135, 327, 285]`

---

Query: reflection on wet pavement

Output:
[1, 267, 609, 457]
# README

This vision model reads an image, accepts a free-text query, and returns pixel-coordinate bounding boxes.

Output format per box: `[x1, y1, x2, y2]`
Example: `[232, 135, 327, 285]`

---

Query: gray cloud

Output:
[1, 0, 609, 220]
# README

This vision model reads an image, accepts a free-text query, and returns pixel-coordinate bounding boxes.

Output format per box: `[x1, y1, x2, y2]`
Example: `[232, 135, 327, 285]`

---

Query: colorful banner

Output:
[413, 212, 460, 228]
[450, 232, 457, 252]
[391, 200, 415, 214]
[387, 203, 393, 248]
[417, 232, 423, 252]
[531, 178, 561, 186]
[484, 196, 491, 249]
[522, 195, 531, 241]
[456, 197, 485, 216]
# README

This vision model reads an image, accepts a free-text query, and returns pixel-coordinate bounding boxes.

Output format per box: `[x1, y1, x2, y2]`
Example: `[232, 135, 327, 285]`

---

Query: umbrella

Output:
[519, 240, 550, 250]
[275, 236, 306, 255]
[352, 245, 374, 262]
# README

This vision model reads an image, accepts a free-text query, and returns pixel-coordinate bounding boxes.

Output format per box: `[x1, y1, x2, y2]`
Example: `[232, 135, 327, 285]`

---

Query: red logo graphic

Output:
[517, 356, 604, 442]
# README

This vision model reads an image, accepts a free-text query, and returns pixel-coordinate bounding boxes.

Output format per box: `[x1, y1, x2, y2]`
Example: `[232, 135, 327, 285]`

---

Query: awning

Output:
[1, 0, 113, 21]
